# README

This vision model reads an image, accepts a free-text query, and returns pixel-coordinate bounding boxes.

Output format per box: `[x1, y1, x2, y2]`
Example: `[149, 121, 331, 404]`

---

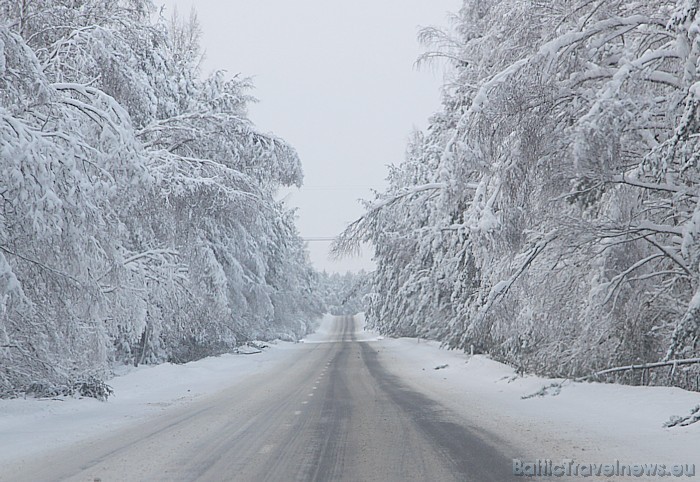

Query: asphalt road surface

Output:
[3, 316, 514, 481]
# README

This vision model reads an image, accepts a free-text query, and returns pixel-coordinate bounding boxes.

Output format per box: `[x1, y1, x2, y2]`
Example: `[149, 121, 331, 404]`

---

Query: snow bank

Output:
[353, 312, 384, 342]
[3, 315, 699, 479]
[300, 313, 337, 343]
[374, 336, 700, 474]
[0, 342, 300, 466]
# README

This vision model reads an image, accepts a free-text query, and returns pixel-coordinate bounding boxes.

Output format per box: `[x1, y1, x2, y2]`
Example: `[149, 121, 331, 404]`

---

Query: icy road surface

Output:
[1, 316, 513, 481]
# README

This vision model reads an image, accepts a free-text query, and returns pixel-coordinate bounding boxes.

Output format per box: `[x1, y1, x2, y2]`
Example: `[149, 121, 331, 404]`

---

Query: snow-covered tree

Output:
[0, 0, 322, 397]
[317, 271, 370, 316]
[337, 0, 700, 389]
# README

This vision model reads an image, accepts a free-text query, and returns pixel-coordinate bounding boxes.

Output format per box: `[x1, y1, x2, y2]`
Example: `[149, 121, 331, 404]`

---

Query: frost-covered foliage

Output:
[317, 271, 370, 316]
[0, 0, 322, 398]
[337, 0, 700, 389]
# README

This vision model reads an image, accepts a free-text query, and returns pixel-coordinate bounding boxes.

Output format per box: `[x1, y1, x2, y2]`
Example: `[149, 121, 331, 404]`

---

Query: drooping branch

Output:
[331, 182, 451, 257]
[0, 245, 81, 285]
[467, 230, 559, 337]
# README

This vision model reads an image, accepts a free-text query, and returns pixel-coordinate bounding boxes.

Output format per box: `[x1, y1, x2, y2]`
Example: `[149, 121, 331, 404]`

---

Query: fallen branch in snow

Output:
[500, 375, 522, 383]
[665, 406, 700, 428]
[232, 350, 262, 355]
[522, 358, 700, 401]
[521, 382, 564, 399]
[232, 344, 265, 355]
[247, 341, 269, 351]
[22, 376, 113, 401]
[575, 358, 700, 382]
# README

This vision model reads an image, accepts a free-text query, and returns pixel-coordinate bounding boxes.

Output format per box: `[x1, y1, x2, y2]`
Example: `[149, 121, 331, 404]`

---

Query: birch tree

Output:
[337, 0, 700, 387]
[0, 0, 322, 397]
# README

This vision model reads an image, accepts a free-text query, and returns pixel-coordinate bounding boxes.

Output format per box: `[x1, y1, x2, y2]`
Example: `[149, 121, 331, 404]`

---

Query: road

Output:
[3, 316, 514, 481]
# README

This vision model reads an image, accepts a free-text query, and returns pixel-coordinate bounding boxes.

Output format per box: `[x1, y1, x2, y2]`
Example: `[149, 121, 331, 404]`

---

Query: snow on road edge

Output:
[371, 331, 700, 474]
[0, 338, 304, 466]
[2, 313, 699, 477]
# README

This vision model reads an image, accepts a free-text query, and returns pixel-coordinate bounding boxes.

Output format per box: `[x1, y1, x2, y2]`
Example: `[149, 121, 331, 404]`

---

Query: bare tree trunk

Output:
[20, 0, 30, 38]
[135, 323, 152, 367]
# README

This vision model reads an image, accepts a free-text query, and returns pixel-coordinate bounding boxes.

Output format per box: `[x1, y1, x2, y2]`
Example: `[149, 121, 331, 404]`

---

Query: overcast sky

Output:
[157, 0, 460, 273]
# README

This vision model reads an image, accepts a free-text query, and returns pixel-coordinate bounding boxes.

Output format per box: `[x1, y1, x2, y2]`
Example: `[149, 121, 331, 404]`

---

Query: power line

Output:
[302, 237, 336, 242]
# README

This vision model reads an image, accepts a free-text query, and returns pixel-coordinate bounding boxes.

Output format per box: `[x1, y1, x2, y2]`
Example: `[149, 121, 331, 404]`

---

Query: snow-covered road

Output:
[1, 316, 511, 481]
[1, 315, 699, 480]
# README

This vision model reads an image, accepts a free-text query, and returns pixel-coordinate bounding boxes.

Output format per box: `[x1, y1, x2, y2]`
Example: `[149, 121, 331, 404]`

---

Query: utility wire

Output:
[302, 237, 336, 242]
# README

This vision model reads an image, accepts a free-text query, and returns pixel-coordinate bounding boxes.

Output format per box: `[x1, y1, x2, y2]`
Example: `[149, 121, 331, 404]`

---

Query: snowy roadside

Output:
[3, 313, 699, 479]
[363, 315, 700, 477]
[0, 339, 303, 467]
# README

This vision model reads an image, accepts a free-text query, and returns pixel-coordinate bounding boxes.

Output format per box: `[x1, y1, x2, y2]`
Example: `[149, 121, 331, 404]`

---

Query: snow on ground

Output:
[353, 312, 384, 342]
[371, 330, 700, 476]
[2, 313, 699, 479]
[0, 340, 302, 467]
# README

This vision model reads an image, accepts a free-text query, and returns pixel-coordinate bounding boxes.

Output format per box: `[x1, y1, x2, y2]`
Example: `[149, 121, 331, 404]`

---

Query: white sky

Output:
[157, 0, 460, 273]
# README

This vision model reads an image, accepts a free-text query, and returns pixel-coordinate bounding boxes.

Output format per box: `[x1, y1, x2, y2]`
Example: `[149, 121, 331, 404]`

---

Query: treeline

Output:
[0, 0, 322, 398]
[316, 271, 369, 316]
[337, 0, 700, 389]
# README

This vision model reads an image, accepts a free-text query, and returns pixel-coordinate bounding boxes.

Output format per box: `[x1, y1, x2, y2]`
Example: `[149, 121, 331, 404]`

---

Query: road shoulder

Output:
[370, 335, 700, 476]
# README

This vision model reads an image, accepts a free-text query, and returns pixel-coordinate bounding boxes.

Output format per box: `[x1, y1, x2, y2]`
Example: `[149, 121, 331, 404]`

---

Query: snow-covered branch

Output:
[331, 182, 457, 257]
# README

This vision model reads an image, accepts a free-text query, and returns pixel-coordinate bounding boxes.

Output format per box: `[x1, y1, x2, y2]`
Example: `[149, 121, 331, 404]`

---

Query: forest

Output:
[336, 0, 700, 390]
[0, 0, 323, 398]
[5, 0, 700, 400]
[316, 271, 369, 317]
